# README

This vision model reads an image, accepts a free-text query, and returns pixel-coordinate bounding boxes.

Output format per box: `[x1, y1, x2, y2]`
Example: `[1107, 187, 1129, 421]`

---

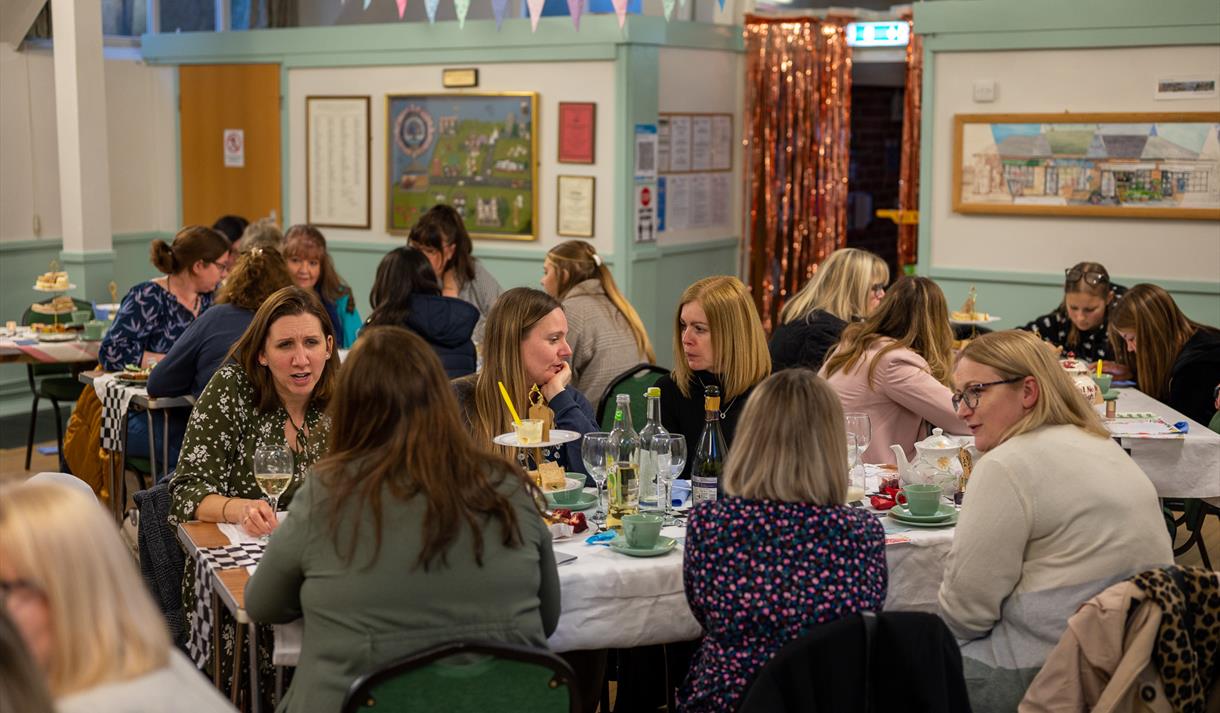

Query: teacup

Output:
[1091, 373, 1112, 394]
[515, 419, 544, 445]
[71, 309, 92, 325]
[550, 476, 584, 505]
[622, 513, 664, 549]
[898, 483, 943, 517]
[82, 320, 106, 341]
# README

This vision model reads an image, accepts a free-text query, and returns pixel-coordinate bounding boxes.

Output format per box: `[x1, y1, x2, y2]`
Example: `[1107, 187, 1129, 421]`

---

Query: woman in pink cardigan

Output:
[819, 276, 967, 463]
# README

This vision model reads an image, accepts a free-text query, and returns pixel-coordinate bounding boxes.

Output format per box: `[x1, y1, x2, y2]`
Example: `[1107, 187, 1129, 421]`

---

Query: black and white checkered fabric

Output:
[98, 377, 141, 452]
[187, 542, 266, 669]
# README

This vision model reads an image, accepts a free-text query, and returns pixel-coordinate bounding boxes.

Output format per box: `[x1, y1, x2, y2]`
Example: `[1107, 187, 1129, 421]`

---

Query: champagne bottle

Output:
[637, 386, 668, 508]
[606, 394, 641, 528]
[691, 386, 725, 505]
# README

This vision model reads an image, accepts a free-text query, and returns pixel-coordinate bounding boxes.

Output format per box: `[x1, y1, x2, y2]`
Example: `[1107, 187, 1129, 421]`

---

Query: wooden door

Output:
[179, 64, 281, 228]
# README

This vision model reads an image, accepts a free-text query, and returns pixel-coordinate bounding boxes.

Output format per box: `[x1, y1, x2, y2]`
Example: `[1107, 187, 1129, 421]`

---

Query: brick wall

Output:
[847, 84, 904, 278]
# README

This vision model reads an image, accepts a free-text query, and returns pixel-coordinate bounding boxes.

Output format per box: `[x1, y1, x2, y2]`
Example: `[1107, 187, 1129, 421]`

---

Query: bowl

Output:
[546, 477, 585, 505]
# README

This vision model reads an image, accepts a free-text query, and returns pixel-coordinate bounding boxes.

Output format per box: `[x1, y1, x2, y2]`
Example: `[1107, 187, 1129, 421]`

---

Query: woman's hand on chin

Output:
[540, 362, 573, 402]
[240, 499, 280, 537]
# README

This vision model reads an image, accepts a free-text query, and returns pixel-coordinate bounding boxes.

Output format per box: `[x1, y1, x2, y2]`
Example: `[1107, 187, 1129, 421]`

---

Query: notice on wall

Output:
[223, 129, 245, 168]
[711, 115, 733, 171]
[657, 113, 732, 174]
[634, 124, 658, 182]
[635, 184, 656, 243]
[668, 116, 692, 173]
[691, 116, 712, 171]
[658, 172, 732, 233]
[657, 116, 671, 174]
[306, 97, 371, 228]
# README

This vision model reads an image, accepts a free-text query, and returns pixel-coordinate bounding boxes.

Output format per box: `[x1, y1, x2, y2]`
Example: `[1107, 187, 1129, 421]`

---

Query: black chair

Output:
[596, 363, 670, 431]
[341, 640, 580, 713]
[1163, 498, 1219, 570]
[737, 611, 972, 713]
[21, 298, 92, 470]
[133, 482, 187, 647]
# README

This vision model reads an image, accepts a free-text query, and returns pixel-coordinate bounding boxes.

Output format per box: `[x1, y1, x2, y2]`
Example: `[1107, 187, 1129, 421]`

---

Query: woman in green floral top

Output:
[169, 286, 337, 706]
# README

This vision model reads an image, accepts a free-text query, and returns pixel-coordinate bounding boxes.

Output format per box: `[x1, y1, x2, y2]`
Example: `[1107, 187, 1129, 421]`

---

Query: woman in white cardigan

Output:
[938, 330, 1172, 713]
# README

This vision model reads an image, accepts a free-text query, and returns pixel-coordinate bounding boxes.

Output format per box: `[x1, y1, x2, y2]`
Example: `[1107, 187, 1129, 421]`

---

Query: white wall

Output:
[286, 60, 618, 254]
[0, 44, 177, 243]
[930, 45, 1220, 284]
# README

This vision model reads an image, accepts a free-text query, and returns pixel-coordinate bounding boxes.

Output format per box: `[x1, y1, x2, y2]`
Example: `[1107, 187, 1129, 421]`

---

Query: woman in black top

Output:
[1020, 261, 1127, 367]
[770, 248, 889, 372]
[656, 276, 771, 477]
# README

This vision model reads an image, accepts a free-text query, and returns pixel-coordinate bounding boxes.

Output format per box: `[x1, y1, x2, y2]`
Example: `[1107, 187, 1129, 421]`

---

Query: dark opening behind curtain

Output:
[743, 15, 853, 333]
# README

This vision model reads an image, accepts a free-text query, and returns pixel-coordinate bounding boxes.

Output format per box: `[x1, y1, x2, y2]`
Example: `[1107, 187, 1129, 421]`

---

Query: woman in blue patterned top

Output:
[679, 369, 888, 713]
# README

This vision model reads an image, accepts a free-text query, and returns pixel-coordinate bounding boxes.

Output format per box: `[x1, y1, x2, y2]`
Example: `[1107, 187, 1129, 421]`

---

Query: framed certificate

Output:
[556, 175, 595, 237]
[305, 96, 371, 229]
[558, 102, 596, 164]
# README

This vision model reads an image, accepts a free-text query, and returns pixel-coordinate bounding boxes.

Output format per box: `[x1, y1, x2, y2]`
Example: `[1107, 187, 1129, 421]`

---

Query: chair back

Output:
[341, 640, 580, 713]
[28, 472, 98, 501]
[596, 363, 669, 430]
[132, 482, 187, 645]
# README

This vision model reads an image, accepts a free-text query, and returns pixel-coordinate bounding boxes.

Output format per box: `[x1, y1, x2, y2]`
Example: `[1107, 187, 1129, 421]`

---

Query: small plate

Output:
[890, 503, 955, 523]
[545, 491, 598, 512]
[888, 510, 958, 528]
[610, 535, 678, 557]
[33, 283, 77, 292]
[950, 315, 1002, 326]
[36, 332, 77, 342]
[493, 429, 581, 449]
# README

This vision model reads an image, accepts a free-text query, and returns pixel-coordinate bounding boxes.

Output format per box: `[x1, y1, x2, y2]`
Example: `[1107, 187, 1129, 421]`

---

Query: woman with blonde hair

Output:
[540, 240, 655, 402]
[819, 276, 966, 464]
[452, 287, 599, 475]
[283, 224, 362, 348]
[0, 481, 233, 711]
[1108, 283, 1220, 425]
[656, 276, 771, 478]
[940, 330, 1171, 712]
[770, 247, 890, 371]
[678, 369, 887, 712]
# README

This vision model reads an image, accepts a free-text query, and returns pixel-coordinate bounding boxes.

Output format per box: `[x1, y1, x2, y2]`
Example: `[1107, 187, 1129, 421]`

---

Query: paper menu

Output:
[1104, 413, 1185, 439]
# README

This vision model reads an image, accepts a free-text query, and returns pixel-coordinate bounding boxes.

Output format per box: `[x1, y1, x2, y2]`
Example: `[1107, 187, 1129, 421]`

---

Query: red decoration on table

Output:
[869, 485, 901, 511]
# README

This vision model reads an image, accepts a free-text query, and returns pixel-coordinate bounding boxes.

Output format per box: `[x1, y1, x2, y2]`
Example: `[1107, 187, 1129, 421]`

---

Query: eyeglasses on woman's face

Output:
[870, 283, 887, 296]
[951, 376, 1023, 411]
[1065, 268, 1109, 287]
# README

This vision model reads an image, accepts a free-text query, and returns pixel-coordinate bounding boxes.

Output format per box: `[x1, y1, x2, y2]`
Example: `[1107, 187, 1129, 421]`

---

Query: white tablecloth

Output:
[1108, 388, 1220, 500]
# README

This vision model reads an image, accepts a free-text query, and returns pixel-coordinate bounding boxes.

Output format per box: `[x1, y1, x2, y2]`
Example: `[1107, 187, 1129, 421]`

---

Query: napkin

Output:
[869, 484, 901, 511]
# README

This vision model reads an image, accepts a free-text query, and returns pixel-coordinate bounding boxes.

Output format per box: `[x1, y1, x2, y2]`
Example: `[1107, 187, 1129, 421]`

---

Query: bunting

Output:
[396, 0, 408, 18]
[611, 0, 628, 28]
[492, 0, 510, 29]
[363, 0, 372, 9]
[454, 0, 470, 26]
[527, 0, 546, 32]
[663, 0, 675, 20]
[567, 0, 584, 30]
[424, 0, 439, 22]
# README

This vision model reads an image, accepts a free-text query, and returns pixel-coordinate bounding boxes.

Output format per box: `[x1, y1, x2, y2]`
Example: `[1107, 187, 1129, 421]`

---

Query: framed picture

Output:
[953, 112, 1220, 220]
[557, 102, 596, 164]
[306, 96, 371, 229]
[386, 92, 538, 240]
[556, 175, 595, 237]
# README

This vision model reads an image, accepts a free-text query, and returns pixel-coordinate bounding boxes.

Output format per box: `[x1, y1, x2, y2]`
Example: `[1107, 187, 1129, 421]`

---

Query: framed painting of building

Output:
[386, 92, 539, 240]
[953, 112, 1220, 220]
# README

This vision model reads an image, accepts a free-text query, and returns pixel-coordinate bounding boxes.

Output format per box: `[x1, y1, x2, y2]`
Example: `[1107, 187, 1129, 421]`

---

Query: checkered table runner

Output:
[93, 375, 142, 452]
[187, 542, 267, 669]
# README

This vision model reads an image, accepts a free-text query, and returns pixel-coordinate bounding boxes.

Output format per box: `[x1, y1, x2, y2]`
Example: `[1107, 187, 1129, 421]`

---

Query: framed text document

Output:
[557, 175, 595, 237]
[306, 96, 371, 229]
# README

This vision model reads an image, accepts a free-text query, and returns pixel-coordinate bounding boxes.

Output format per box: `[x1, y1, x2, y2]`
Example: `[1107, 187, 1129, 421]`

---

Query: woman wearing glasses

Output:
[1108, 283, 1220, 426]
[819, 276, 966, 464]
[939, 330, 1171, 712]
[770, 248, 890, 372]
[1019, 262, 1127, 367]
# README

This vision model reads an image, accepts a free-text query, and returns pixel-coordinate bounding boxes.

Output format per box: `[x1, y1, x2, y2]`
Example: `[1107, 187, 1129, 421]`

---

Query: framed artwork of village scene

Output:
[386, 92, 539, 240]
[953, 112, 1220, 220]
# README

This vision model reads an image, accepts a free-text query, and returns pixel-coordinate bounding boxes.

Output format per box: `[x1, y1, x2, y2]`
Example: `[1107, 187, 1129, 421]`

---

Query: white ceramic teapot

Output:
[890, 428, 962, 489]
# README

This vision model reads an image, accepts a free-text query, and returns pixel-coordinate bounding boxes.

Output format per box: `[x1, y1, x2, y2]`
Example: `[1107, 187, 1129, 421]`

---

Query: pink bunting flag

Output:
[567, 0, 584, 29]
[663, 0, 674, 19]
[527, 0, 546, 32]
[454, 0, 470, 26]
[611, 0, 628, 28]
[395, 0, 408, 17]
[492, 0, 509, 29]
[424, 0, 439, 22]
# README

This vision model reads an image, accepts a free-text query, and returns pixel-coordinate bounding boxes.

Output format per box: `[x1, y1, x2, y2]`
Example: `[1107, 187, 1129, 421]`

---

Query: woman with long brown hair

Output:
[245, 326, 559, 713]
[283, 224, 361, 348]
[1019, 261, 1128, 366]
[409, 204, 503, 342]
[819, 276, 967, 463]
[1108, 283, 1220, 425]
[540, 240, 655, 402]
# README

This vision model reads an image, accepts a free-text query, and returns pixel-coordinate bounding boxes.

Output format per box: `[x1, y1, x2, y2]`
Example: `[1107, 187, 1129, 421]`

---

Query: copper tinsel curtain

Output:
[743, 16, 852, 332]
[897, 14, 924, 269]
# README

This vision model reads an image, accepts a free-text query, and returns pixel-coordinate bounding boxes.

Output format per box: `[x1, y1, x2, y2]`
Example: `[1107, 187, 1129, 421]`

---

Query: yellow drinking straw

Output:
[1096, 359, 1103, 377]
[497, 381, 522, 425]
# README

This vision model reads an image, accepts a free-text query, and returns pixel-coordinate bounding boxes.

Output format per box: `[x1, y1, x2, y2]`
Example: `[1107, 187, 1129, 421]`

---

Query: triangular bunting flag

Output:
[492, 0, 509, 29]
[395, 0, 408, 17]
[663, 0, 674, 20]
[527, 0, 545, 32]
[363, 0, 372, 9]
[454, 0, 470, 26]
[567, 0, 583, 30]
[717, 0, 725, 10]
[424, 0, 439, 22]
[611, 0, 628, 28]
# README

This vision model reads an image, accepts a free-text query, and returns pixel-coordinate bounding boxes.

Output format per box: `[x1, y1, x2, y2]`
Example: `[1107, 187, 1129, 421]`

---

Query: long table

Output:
[0, 333, 100, 364]
[1105, 387, 1220, 500]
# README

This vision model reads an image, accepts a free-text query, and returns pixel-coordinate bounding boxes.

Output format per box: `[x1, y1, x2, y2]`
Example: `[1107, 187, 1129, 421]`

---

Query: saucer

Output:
[890, 503, 954, 523]
[609, 535, 677, 557]
[545, 491, 598, 512]
[493, 429, 581, 449]
[888, 510, 958, 528]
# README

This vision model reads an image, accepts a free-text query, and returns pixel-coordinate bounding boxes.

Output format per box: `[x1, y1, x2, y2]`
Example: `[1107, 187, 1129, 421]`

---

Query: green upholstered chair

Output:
[596, 363, 670, 431]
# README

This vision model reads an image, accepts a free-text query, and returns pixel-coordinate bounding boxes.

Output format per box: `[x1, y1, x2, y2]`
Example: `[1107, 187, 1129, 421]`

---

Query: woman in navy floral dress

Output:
[679, 369, 888, 713]
[99, 226, 231, 471]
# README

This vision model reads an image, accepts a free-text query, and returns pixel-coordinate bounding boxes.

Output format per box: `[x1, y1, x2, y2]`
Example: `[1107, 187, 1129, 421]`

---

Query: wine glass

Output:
[844, 433, 866, 504]
[844, 412, 871, 491]
[581, 433, 610, 527]
[253, 444, 293, 537]
[652, 434, 686, 525]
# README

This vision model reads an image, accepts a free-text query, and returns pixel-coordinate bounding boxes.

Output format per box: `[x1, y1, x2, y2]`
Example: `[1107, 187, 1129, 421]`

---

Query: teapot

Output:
[890, 428, 963, 489]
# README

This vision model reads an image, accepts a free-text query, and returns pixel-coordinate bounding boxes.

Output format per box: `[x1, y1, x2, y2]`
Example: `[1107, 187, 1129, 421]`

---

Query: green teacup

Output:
[82, 320, 106, 341]
[71, 309, 92, 325]
[549, 476, 585, 505]
[622, 513, 664, 549]
[1091, 374, 1112, 394]
[899, 483, 943, 517]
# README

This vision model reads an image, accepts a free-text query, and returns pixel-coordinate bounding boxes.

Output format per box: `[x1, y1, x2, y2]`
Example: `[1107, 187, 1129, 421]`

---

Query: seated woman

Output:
[245, 326, 559, 713]
[452, 287, 599, 476]
[819, 276, 966, 464]
[770, 247, 889, 372]
[939, 330, 1172, 712]
[365, 246, 478, 378]
[1019, 261, 1127, 367]
[409, 205, 503, 343]
[540, 240, 655, 403]
[282, 224, 361, 349]
[169, 286, 337, 705]
[1109, 283, 1220, 425]
[679, 369, 887, 713]
[0, 481, 234, 712]
[236, 217, 282, 254]
[100, 226, 232, 468]
[656, 276, 771, 478]
[148, 247, 294, 400]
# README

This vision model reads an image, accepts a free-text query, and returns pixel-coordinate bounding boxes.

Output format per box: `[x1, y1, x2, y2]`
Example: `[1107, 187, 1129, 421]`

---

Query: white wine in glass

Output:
[253, 444, 293, 523]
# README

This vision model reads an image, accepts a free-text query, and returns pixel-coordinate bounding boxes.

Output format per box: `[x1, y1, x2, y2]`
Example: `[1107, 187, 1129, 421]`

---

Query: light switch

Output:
[973, 80, 997, 103]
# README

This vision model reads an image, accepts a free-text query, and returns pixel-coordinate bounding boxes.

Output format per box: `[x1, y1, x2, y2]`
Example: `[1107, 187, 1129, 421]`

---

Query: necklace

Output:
[284, 409, 308, 452]
[694, 374, 739, 420]
[167, 274, 200, 315]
